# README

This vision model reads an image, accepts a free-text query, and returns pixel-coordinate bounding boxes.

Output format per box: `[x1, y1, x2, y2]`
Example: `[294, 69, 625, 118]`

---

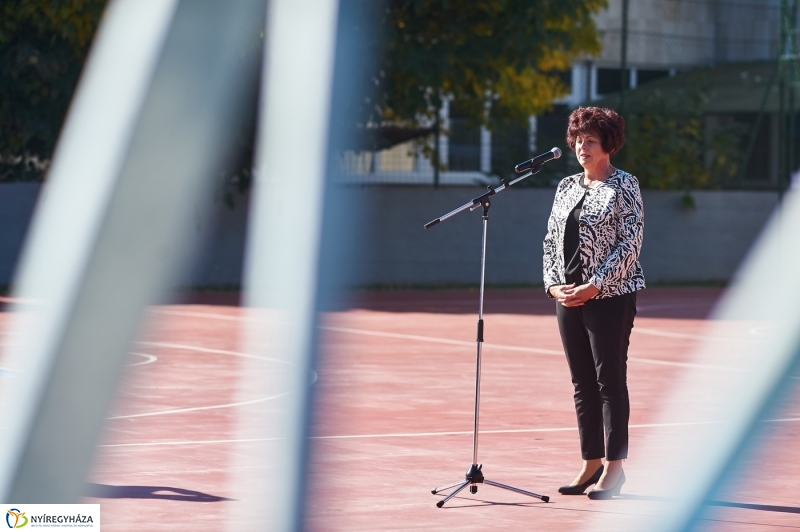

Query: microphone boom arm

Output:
[423, 166, 539, 229]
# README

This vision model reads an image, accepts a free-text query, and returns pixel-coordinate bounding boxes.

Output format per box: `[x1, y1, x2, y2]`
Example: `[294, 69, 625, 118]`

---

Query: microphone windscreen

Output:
[551, 147, 562, 159]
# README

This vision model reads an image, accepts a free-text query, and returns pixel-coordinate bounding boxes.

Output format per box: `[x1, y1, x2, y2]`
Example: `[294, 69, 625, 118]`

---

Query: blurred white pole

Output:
[237, 0, 340, 529]
[591, 190, 800, 531]
[0, 0, 266, 502]
[0, 0, 179, 501]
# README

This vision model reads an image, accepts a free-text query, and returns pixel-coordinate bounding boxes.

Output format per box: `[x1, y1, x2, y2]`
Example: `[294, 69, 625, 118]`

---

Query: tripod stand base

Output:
[432, 464, 549, 507]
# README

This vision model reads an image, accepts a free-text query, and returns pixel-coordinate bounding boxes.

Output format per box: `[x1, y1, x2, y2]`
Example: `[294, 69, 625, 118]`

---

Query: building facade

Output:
[341, 0, 785, 186]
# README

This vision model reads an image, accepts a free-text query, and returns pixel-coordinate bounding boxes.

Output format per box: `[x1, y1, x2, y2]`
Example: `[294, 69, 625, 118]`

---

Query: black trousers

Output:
[556, 291, 637, 461]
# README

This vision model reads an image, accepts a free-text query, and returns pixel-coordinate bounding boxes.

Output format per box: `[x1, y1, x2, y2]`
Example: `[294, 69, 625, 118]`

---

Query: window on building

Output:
[637, 69, 670, 86]
[731, 113, 771, 184]
[533, 105, 574, 185]
[490, 121, 529, 180]
[461, 103, 585, 185]
[597, 68, 631, 95]
[448, 105, 482, 171]
[705, 113, 771, 186]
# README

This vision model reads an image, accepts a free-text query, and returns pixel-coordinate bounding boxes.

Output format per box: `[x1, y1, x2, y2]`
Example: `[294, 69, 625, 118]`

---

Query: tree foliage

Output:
[370, 0, 606, 129]
[0, 0, 106, 181]
[619, 90, 747, 191]
[0, 0, 606, 183]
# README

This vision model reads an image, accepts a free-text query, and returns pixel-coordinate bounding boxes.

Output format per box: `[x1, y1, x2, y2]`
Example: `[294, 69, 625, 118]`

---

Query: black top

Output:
[563, 179, 589, 285]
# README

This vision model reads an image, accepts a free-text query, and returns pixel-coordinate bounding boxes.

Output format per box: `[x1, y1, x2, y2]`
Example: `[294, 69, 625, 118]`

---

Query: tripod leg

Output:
[483, 479, 550, 502]
[432, 479, 466, 495]
[436, 480, 470, 508]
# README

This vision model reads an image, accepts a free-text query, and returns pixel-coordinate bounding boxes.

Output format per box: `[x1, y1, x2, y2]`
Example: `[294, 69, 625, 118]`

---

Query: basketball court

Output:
[26, 286, 793, 531]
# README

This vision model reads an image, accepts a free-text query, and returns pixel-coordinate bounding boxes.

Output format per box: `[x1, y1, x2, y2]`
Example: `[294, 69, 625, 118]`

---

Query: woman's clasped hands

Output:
[550, 283, 600, 307]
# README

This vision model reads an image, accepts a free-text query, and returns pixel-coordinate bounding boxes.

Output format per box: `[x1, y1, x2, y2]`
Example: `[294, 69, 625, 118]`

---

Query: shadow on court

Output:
[708, 500, 800, 515]
[613, 494, 800, 516]
[85, 483, 233, 502]
[339, 287, 724, 319]
[156, 286, 723, 320]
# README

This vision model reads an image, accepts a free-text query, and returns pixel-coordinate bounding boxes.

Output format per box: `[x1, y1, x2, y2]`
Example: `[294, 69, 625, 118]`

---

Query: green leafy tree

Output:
[0, 0, 106, 181]
[370, 0, 606, 129]
[620, 90, 746, 192]
[0, 0, 606, 184]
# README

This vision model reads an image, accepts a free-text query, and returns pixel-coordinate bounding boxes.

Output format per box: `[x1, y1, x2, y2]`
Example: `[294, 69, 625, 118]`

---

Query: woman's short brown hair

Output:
[566, 107, 625, 155]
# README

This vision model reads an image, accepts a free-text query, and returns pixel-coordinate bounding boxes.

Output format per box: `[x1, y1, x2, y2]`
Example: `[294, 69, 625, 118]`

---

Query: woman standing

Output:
[542, 107, 645, 500]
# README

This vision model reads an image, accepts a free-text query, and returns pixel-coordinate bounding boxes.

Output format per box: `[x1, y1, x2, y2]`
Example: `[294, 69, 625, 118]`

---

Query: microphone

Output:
[514, 147, 562, 173]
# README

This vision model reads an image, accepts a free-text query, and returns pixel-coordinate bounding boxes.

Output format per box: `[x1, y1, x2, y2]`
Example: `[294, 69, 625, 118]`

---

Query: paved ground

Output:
[68, 288, 800, 530]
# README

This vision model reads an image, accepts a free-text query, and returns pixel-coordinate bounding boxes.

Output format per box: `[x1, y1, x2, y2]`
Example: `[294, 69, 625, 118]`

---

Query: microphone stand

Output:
[425, 164, 550, 508]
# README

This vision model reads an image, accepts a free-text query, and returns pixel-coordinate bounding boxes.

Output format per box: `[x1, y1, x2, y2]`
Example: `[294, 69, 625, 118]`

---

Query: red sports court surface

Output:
[10, 287, 800, 531]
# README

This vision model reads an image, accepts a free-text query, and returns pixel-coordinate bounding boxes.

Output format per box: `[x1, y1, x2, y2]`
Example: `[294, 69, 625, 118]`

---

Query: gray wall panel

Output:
[346, 186, 779, 286]
[0, 183, 41, 285]
[639, 190, 778, 283]
[0, 184, 779, 287]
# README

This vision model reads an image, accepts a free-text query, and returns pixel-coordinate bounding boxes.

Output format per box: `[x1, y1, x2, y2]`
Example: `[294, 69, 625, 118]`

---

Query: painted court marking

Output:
[107, 391, 290, 420]
[268, 299, 713, 313]
[111, 307, 738, 422]
[1, 353, 157, 376]
[97, 303, 755, 448]
[149, 308, 249, 322]
[98, 418, 800, 448]
[322, 325, 563, 356]
[109, 341, 291, 420]
[322, 325, 737, 371]
[150, 309, 740, 371]
[138, 340, 290, 364]
[128, 352, 158, 367]
[632, 327, 742, 342]
[110, 341, 322, 420]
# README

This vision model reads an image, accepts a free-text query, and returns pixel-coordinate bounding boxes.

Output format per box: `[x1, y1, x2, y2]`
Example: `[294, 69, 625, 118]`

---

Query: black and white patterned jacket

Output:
[543, 169, 645, 299]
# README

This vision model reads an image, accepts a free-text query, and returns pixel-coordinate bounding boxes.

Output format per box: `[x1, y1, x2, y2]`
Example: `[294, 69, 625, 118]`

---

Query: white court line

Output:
[5, 356, 157, 373]
[157, 307, 719, 344]
[107, 391, 290, 420]
[627, 357, 737, 371]
[636, 302, 714, 311]
[322, 326, 736, 370]
[150, 308, 245, 321]
[109, 341, 291, 420]
[318, 326, 734, 370]
[128, 352, 157, 367]
[152, 307, 563, 354]
[758, 416, 800, 423]
[137, 340, 289, 364]
[321, 325, 564, 356]
[0, 296, 44, 305]
[99, 437, 283, 448]
[155, 307, 721, 346]
[247, 299, 712, 312]
[631, 327, 738, 342]
[97, 316, 749, 438]
[150, 309, 736, 370]
[101, 418, 800, 448]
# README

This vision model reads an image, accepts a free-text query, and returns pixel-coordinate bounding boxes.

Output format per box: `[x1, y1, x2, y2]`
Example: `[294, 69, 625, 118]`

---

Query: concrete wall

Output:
[0, 183, 41, 285]
[184, 188, 250, 287]
[345, 186, 779, 286]
[0, 183, 250, 288]
[0, 183, 779, 288]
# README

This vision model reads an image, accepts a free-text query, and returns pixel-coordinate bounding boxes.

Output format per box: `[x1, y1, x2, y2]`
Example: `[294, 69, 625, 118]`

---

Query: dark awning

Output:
[345, 125, 435, 152]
